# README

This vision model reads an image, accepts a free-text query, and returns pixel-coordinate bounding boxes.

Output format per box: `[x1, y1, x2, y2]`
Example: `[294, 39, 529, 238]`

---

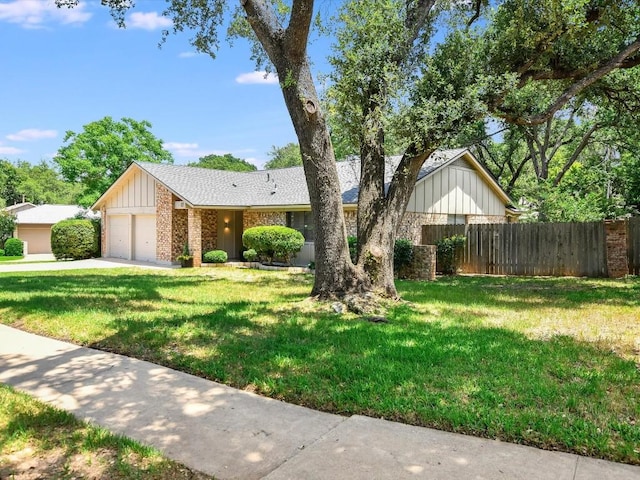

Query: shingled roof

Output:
[132, 148, 468, 208]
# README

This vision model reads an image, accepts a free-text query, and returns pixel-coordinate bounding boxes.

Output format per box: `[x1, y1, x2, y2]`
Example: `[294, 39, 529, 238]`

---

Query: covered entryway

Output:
[17, 225, 51, 254]
[133, 215, 156, 262]
[217, 210, 243, 260]
[108, 215, 130, 259]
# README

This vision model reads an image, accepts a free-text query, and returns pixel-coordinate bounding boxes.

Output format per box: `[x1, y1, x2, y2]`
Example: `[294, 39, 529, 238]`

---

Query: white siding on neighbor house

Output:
[407, 163, 504, 216]
[104, 169, 156, 213]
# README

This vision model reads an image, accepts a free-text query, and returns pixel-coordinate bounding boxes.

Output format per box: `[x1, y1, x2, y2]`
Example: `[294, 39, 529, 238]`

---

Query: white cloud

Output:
[178, 51, 199, 58]
[0, 145, 24, 155]
[235, 71, 279, 85]
[6, 128, 57, 141]
[0, 0, 91, 28]
[165, 142, 211, 158]
[127, 11, 172, 31]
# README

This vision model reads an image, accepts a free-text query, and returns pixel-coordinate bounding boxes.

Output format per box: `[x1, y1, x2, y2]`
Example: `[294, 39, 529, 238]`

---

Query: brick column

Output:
[188, 209, 202, 268]
[397, 245, 436, 281]
[604, 220, 629, 278]
[100, 205, 107, 257]
[156, 185, 174, 263]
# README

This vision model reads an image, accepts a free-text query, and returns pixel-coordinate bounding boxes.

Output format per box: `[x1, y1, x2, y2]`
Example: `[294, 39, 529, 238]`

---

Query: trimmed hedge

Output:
[243, 248, 258, 262]
[203, 250, 228, 263]
[436, 234, 467, 274]
[51, 219, 99, 260]
[4, 238, 23, 257]
[242, 226, 304, 264]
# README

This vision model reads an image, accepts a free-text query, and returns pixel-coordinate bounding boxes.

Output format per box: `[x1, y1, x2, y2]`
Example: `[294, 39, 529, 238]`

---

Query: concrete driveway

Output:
[0, 255, 177, 273]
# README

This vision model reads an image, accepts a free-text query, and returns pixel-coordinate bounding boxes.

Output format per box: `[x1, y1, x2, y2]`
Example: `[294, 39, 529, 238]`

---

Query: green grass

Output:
[0, 268, 638, 465]
[0, 384, 211, 479]
[0, 256, 24, 262]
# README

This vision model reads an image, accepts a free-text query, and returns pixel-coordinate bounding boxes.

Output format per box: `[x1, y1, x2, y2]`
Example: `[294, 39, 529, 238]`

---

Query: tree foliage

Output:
[264, 143, 302, 169]
[0, 211, 16, 248]
[0, 159, 80, 207]
[188, 153, 257, 171]
[54, 116, 173, 207]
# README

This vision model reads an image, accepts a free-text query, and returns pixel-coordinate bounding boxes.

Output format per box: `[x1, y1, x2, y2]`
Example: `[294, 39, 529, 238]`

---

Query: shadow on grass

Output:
[90, 300, 640, 464]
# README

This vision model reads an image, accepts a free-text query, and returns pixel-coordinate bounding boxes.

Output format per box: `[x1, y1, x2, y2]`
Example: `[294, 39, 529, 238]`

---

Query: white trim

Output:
[105, 206, 156, 215]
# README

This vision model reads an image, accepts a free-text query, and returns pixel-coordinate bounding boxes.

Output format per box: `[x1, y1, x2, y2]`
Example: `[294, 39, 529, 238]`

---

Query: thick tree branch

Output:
[552, 122, 599, 187]
[284, 0, 314, 62]
[241, 0, 286, 62]
[502, 36, 640, 126]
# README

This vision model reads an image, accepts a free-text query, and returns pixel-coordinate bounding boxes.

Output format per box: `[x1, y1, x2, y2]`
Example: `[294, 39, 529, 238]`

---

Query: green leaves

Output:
[189, 153, 257, 171]
[54, 116, 173, 207]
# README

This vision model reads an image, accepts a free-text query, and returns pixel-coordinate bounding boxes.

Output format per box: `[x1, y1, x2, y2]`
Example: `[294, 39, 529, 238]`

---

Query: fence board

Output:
[629, 218, 640, 275]
[422, 221, 609, 277]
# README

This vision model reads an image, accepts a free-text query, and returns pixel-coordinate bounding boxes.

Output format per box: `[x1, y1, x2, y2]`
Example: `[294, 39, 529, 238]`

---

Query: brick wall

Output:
[243, 211, 286, 229]
[201, 210, 217, 253]
[173, 208, 188, 260]
[100, 205, 107, 257]
[605, 220, 629, 278]
[398, 213, 448, 244]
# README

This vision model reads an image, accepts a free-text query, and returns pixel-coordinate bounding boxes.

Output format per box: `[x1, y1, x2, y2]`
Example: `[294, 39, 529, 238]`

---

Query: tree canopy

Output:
[264, 143, 302, 169]
[188, 153, 257, 171]
[54, 116, 173, 207]
[0, 159, 80, 207]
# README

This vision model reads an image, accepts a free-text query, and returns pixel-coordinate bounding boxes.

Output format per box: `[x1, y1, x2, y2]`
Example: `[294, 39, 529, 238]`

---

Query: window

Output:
[287, 211, 315, 242]
[447, 214, 466, 225]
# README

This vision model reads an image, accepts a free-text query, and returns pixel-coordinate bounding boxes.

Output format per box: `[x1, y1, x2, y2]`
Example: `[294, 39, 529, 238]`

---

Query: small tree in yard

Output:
[0, 211, 16, 249]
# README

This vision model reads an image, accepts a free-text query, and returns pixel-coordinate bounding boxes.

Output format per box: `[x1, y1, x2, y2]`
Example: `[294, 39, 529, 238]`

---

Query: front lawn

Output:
[0, 384, 211, 479]
[0, 256, 24, 262]
[0, 268, 638, 464]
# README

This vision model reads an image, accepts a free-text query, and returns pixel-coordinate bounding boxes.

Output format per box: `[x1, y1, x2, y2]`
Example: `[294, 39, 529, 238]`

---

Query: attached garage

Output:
[106, 215, 157, 261]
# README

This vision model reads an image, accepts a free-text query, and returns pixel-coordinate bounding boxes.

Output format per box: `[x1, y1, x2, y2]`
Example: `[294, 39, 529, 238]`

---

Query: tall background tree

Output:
[188, 153, 257, 171]
[264, 142, 302, 169]
[58, 0, 640, 304]
[54, 116, 173, 207]
[0, 159, 80, 207]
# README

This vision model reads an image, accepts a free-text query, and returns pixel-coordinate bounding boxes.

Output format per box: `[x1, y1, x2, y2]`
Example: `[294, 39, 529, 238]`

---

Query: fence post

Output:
[604, 220, 629, 278]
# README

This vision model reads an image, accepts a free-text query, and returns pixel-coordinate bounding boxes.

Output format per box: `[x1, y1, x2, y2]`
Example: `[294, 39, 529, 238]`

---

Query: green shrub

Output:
[4, 238, 23, 257]
[347, 236, 358, 263]
[243, 248, 258, 262]
[0, 249, 4, 257]
[0, 211, 16, 248]
[203, 250, 228, 263]
[50, 220, 99, 260]
[394, 238, 414, 271]
[436, 234, 467, 274]
[243, 226, 304, 264]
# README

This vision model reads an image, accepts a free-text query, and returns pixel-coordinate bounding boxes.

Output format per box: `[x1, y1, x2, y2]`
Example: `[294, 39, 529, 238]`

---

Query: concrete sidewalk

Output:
[0, 256, 178, 272]
[1, 325, 638, 480]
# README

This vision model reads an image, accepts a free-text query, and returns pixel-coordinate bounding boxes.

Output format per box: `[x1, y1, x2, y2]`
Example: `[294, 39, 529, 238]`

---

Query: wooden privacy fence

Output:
[629, 217, 640, 275]
[422, 221, 617, 277]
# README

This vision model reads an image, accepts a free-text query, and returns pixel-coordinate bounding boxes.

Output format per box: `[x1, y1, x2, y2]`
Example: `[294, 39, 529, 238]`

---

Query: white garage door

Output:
[108, 215, 129, 259]
[133, 215, 156, 262]
[18, 226, 52, 254]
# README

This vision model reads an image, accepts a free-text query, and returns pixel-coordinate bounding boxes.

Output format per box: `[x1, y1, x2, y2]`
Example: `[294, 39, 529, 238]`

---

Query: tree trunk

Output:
[277, 61, 369, 298]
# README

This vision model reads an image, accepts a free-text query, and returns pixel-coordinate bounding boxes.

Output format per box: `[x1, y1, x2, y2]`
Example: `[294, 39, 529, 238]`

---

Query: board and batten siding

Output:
[406, 162, 504, 216]
[104, 168, 157, 213]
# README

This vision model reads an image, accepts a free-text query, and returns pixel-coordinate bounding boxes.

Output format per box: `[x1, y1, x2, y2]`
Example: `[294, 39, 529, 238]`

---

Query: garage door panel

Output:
[108, 215, 129, 259]
[134, 215, 156, 262]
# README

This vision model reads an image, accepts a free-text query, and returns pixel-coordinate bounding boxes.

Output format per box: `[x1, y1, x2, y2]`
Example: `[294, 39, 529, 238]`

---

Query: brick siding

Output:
[605, 220, 629, 278]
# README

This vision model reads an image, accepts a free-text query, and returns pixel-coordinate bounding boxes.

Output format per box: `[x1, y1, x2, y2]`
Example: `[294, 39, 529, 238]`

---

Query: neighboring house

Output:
[11, 204, 94, 254]
[92, 148, 518, 267]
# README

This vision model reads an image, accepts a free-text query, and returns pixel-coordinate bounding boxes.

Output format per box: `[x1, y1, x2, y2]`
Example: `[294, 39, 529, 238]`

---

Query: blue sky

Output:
[0, 0, 328, 168]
